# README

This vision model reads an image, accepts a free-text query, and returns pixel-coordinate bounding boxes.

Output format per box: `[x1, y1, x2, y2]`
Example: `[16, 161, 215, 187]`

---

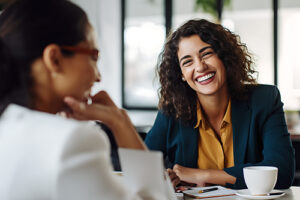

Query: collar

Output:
[194, 99, 232, 130]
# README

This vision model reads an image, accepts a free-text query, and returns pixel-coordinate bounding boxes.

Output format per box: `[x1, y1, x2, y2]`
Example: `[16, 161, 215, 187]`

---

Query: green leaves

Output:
[194, 0, 231, 19]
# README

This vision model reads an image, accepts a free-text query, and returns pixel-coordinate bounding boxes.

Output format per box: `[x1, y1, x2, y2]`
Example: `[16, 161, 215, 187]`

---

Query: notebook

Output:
[183, 186, 236, 199]
[118, 148, 177, 200]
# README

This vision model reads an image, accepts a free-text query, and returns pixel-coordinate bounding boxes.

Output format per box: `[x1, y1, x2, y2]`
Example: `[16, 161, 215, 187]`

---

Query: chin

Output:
[196, 87, 218, 96]
[199, 91, 217, 96]
[196, 83, 226, 96]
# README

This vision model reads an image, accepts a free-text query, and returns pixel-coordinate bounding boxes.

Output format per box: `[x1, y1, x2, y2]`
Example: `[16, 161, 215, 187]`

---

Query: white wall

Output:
[71, 0, 122, 106]
[71, 0, 157, 127]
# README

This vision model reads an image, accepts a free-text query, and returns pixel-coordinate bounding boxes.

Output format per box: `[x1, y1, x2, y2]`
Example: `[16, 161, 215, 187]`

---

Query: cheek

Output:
[56, 70, 91, 98]
[74, 61, 96, 85]
[181, 67, 193, 78]
[219, 64, 227, 81]
[51, 77, 77, 100]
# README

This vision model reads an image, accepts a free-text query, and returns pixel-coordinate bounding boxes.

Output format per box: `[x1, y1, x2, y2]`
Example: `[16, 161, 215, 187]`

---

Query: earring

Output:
[182, 77, 186, 81]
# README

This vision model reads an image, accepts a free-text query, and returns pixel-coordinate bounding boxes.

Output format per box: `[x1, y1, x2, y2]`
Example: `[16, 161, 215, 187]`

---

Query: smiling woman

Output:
[178, 35, 227, 98]
[145, 19, 295, 190]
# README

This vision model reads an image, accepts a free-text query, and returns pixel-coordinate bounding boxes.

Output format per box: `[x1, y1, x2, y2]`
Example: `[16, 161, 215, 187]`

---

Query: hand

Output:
[173, 164, 208, 187]
[64, 91, 134, 133]
[178, 181, 197, 187]
[64, 90, 146, 149]
[64, 91, 123, 125]
[167, 168, 180, 188]
[173, 164, 236, 186]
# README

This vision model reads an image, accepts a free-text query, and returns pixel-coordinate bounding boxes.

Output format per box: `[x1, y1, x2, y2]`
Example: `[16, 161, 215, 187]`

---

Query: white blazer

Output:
[0, 105, 170, 200]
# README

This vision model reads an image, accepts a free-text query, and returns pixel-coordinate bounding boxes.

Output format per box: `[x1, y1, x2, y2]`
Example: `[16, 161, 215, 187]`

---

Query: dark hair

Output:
[157, 19, 257, 124]
[0, 0, 89, 114]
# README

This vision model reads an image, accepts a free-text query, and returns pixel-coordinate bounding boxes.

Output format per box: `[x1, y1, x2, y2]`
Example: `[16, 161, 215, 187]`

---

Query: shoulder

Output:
[146, 110, 192, 142]
[146, 111, 174, 146]
[234, 84, 283, 114]
[157, 110, 173, 122]
[0, 104, 109, 156]
[247, 84, 280, 99]
[0, 105, 110, 198]
[150, 110, 189, 131]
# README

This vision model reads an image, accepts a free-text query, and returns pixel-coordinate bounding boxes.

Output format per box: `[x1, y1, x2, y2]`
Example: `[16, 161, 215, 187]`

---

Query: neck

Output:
[197, 85, 229, 122]
[32, 94, 62, 114]
[30, 59, 62, 114]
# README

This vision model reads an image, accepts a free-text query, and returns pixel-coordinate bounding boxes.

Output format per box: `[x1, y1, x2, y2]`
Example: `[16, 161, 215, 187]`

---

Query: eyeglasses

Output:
[60, 45, 99, 61]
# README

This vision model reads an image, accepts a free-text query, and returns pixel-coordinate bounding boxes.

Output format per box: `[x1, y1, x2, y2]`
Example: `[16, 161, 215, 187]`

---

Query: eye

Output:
[202, 51, 214, 56]
[182, 59, 192, 67]
[91, 55, 98, 62]
[90, 49, 99, 62]
[202, 51, 213, 58]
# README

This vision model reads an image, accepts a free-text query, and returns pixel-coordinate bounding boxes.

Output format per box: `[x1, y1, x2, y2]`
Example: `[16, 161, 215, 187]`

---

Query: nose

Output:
[195, 57, 208, 72]
[94, 67, 101, 82]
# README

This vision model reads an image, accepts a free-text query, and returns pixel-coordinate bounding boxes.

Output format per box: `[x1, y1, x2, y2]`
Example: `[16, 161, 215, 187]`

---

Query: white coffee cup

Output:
[243, 166, 278, 195]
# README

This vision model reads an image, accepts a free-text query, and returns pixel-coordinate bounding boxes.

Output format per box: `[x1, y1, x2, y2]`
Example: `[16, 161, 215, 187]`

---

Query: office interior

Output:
[1, 0, 300, 185]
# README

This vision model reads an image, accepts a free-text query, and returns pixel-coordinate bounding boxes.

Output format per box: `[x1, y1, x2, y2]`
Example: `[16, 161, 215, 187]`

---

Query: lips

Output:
[195, 72, 216, 83]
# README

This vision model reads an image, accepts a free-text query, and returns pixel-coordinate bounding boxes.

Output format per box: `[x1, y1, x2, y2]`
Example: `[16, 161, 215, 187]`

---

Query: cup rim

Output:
[244, 166, 278, 171]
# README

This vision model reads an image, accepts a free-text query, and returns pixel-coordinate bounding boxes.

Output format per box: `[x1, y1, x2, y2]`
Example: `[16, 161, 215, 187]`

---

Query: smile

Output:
[196, 72, 215, 83]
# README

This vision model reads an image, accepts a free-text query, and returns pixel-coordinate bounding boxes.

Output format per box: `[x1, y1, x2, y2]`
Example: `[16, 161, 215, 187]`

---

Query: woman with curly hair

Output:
[145, 19, 295, 189]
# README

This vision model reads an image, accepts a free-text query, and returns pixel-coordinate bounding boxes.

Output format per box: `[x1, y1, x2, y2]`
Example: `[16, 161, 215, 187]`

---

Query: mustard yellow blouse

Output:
[195, 100, 234, 169]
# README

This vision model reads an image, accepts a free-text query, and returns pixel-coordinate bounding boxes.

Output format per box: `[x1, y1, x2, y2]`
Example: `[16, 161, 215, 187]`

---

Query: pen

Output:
[175, 186, 192, 193]
[198, 187, 219, 194]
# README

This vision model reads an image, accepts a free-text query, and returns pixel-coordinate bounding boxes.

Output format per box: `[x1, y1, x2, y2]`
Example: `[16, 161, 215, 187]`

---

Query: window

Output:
[278, 0, 300, 110]
[222, 0, 273, 84]
[122, 0, 165, 109]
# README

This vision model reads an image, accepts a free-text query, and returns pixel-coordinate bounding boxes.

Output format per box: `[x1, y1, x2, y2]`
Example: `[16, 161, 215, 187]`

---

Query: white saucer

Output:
[236, 189, 285, 199]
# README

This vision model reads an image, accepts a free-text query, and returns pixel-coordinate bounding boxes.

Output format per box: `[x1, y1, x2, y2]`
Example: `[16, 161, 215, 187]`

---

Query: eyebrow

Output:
[199, 46, 213, 53]
[179, 46, 213, 64]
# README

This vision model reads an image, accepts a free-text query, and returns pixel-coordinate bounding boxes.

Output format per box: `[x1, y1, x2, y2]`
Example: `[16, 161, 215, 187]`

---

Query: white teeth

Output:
[196, 73, 215, 82]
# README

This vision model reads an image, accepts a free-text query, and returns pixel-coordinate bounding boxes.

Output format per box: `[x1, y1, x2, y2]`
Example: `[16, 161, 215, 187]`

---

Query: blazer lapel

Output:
[180, 125, 198, 168]
[231, 99, 251, 165]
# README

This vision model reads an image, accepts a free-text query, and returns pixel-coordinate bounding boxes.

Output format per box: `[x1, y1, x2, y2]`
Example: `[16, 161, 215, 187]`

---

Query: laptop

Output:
[118, 148, 177, 200]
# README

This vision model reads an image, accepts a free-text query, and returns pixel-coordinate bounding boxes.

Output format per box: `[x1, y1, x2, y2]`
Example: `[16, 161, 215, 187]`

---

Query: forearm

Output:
[111, 118, 146, 150]
[173, 165, 236, 186]
[204, 169, 236, 186]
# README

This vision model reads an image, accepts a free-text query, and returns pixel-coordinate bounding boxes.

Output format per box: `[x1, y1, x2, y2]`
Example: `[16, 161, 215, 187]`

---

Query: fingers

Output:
[63, 91, 136, 137]
[167, 168, 181, 188]
[173, 164, 182, 174]
[179, 181, 197, 187]
[64, 94, 128, 134]
[64, 97, 86, 112]
[173, 165, 207, 187]
[91, 90, 116, 107]
[57, 111, 68, 118]
[64, 96, 112, 121]
[167, 168, 177, 179]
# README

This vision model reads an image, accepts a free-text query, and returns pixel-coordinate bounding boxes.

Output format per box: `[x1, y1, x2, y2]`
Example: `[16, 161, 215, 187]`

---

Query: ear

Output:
[42, 44, 63, 75]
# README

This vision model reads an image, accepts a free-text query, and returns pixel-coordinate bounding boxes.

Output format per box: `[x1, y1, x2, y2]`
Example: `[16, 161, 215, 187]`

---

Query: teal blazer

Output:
[145, 85, 295, 189]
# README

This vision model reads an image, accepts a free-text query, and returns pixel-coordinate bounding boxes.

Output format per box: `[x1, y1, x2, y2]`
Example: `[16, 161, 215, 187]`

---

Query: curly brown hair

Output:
[157, 19, 257, 125]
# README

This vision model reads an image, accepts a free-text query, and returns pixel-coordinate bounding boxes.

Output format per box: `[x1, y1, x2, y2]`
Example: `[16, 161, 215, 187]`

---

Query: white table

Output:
[178, 186, 300, 200]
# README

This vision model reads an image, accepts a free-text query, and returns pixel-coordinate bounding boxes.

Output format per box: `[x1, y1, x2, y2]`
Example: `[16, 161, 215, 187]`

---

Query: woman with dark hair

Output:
[145, 19, 295, 189]
[0, 0, 177, 199]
